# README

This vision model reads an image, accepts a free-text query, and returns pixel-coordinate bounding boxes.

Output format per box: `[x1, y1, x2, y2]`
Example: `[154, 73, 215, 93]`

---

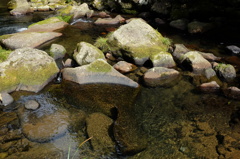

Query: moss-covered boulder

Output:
[57, 3, 93, 19]
[180, 51, 212, 74]
[0, 32, 62, 50]
[9, 0, 33, 15]
[106, 18, 172, 66]
[25, 17, 69, 32]
[150, 51, 176, 67]
[62, 59, 138, 88]
[213, 63, 236, 82]
[49, 43, 66, 60]
[0, 47, 59, 93]
[73, 42, 105, 66]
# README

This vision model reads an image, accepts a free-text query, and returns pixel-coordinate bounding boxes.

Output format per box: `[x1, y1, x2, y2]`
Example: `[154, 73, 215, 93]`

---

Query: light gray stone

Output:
[181, 51, 212, 74]
[63, 59, 139, 88]
[143, 67, 180, 87]
[73, 42, 105, 66]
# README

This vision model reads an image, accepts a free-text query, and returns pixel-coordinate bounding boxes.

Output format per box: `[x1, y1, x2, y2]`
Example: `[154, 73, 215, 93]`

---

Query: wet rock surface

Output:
[1, 32, 62, 50]
[86, 113, 115, 156]
[0, 47, 59, 93]
[143, 67, 180, 87]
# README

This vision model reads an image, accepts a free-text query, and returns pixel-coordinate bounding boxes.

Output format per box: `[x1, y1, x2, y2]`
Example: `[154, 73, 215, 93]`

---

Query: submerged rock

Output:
[24, 100, 39, 110]
[187, 21, 214, 34]
[223, 87, 240, 100]
[199, 81, 220, 93]
[18, 95, 70, 143]
[180, 51, 212, 74]
[0, 32, 62, 50]
[170, 18, 189, 30]
[86, 113, 115, 155]
[0, 47, 59, 93]
[73, 42, 106, 66]
[143, 67, 180, 87]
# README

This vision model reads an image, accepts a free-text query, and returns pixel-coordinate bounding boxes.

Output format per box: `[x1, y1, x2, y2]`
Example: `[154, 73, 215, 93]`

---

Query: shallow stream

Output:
[1, 7, 240, 159]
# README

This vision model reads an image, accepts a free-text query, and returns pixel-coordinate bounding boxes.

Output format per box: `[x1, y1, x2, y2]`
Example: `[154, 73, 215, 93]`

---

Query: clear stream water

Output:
[1, 6, 240, 159]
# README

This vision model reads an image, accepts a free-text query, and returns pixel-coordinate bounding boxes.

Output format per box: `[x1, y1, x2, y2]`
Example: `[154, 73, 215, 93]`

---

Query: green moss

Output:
[215, 63, 232, 70]
[0, 34, 13, 41]
[57, 5, 73, 16]
[161, 37, 172, 47]
[87, 60, 112, 73]
[121, 9, 138, 15]
[0, 63, 58, 92]
[0, 48, 11, 62]
[94, 37, 111, 53]
[28, 17, 64, 28]
[56, 15, 72, 23]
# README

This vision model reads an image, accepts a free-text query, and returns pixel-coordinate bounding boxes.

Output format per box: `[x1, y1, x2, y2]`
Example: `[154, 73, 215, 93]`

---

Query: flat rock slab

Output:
[24, 21, 68, 32]
[63, 59, 139, 88]
[1, 32, 62, 50]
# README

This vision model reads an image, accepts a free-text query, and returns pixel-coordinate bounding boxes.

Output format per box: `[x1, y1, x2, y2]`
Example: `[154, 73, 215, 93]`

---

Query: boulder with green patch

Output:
[73, 42, 105, 66]
[0, 47, 59, 93]
[180, 51, 212, 74]
[62, 59, 138, 88]
[106, 18, 172, 66]
[214, 63, 236, 82]
[26, 16, 69, 32]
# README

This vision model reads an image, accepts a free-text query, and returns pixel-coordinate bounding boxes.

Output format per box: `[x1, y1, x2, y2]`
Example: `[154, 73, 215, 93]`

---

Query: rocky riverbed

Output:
[1, 1, 240, 159]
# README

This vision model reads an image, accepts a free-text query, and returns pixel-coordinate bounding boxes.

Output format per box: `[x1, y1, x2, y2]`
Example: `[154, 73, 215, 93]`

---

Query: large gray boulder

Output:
[107, 18, 172, 66]
[73, 42, 106, 66]
[143, 67, 180, 87]
[9, 0, 33, 15]
[0, 32, 62, 50]
[0, 47, 59, 93]
[180, 51, 212, 74]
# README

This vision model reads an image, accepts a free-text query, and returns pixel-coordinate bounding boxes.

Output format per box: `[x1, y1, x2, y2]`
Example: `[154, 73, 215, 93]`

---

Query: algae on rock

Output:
[0, 48, 59, 93]
[105, 18, 173, 66]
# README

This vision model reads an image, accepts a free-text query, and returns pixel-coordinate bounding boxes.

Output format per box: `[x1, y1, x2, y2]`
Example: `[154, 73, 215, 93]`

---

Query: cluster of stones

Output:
[1, 1, 240, 158]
